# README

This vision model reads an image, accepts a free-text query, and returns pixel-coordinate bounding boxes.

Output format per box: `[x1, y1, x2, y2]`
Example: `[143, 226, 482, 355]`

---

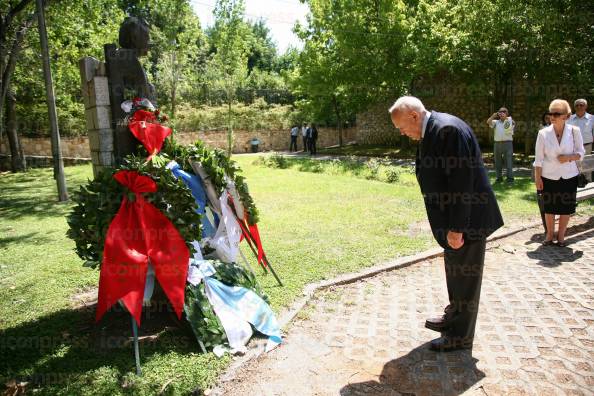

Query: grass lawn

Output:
[1, 157, 591, 395]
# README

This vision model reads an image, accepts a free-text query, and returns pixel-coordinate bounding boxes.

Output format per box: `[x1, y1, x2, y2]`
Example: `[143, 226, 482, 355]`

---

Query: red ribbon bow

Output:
[96, 170, 189, 325]
[128, 110, 172, 159]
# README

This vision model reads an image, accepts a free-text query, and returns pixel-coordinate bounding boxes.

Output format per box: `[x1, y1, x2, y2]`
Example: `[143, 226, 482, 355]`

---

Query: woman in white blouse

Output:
[534, 99, 585, 246]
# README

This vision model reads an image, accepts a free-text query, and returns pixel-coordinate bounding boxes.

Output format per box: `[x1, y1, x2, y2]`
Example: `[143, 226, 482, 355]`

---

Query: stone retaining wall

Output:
[0, 127, 358, 161]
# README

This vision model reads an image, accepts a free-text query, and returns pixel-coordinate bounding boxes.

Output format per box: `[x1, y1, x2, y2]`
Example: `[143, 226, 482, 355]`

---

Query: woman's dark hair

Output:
[541, 111, 551, 126]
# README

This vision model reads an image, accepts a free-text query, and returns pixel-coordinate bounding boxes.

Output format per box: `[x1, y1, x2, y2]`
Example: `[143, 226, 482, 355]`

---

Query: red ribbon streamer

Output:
[128, 110, 172, 159]
[96, 170, 189, 325]
[248, 223, 265, 266]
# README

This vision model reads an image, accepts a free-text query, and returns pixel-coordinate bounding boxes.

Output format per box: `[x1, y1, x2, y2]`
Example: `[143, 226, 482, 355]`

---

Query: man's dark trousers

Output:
[290, 136, 298, 151]
[443, 238, 486, 347]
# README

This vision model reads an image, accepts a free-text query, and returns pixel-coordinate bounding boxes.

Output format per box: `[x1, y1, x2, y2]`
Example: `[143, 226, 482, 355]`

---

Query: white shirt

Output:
[490, 117, 514, 142]
[301, 127, 307, 137]
[291, 127, 299, 136]
[421, 111, 432, 138]
[533, 124, 585, 180]
[567, 113, 593, 144]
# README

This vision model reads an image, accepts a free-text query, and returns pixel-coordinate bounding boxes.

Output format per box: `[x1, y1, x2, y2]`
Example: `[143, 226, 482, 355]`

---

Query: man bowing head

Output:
[389, 96, 503, 352]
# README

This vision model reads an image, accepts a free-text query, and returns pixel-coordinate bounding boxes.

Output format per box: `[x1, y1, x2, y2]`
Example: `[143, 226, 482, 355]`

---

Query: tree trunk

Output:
[170, 51, 177, 120]
[525, 88, 532, 156]
[0, 8, 37, 153]
[5, 91, 26, 172]
[227, 98, 233, 156]
[333, 95, 343, 147]
[171, 82, 176, 120]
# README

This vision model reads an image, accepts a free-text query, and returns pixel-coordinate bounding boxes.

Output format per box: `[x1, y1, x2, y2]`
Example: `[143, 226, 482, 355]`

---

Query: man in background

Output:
[290, 125, 299, 152]
[568, 99, 593, 182]
[301, 123, 309, 153]
[486, 107, 515, 183]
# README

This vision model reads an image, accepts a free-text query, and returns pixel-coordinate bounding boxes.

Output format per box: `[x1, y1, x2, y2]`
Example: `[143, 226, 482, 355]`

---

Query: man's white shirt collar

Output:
[421, 111, 432, 138]
[571, 112, 592, 120]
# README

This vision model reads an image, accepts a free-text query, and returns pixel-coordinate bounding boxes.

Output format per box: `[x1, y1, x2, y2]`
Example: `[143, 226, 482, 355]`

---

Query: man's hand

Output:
[447, 231, 464, 250]
[535, 176, 543, 191]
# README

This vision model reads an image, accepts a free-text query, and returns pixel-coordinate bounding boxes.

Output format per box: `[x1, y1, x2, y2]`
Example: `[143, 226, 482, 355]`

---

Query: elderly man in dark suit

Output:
[389, 96, 504, 352]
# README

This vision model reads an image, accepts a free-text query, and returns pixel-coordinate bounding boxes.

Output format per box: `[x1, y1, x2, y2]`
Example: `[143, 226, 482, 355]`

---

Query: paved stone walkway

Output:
[215, 216, 594, 396]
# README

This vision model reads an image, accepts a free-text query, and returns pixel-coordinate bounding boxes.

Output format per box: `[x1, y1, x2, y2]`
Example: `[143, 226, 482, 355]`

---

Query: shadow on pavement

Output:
[525, 216, 593, 267]
[340, 343, 485, 396]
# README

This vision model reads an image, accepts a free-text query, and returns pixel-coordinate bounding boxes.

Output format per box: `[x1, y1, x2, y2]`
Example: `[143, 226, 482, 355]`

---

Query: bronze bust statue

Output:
[104, 17, 156, 164]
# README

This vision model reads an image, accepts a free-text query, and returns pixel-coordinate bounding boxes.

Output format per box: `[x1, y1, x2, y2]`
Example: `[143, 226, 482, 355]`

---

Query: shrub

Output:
[384, 167, 400, 183]
[364, 158, 381, 180]
[263, 152, 289, 169]
[175, 100, 296, 132]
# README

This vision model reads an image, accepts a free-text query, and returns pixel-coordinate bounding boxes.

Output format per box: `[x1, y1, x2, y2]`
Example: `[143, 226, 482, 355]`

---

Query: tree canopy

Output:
[1, 0, 592, 158]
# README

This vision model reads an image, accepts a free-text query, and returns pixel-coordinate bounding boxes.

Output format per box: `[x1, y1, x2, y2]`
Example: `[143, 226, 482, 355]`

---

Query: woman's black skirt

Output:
[541, 176, 578, 215]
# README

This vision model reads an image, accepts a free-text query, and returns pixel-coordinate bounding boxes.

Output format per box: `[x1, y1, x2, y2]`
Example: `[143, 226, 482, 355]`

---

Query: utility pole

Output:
[36, 0, 68, 201]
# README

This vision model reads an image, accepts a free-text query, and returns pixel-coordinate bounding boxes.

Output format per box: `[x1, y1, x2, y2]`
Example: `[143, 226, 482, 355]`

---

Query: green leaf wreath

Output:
[163, 139, 260, 224]
[67, 154, 202, 269]
[67, 148, 268, 350]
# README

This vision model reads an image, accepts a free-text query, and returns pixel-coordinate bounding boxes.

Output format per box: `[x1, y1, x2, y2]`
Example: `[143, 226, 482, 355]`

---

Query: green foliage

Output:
[147, 0, 209, 117]
[163, 139, 261, 224]
[255, 155, 412, 185]
[184, 260, 268, 350]
[8, 0, 296, 138]
[208, 0, 249, 154]
[385, 167, 400, 184]
[175, 100, 295, 132]
[245, 19, 277, 73]
[254, 152, 289, 169]
[12, 0, 124, 137]
[364, 158, 381, 180]
[292, 0, 410, 125]
[66, 154, 201, 269]
[408, 0, 594, 98]
[66, 168, 122, 268]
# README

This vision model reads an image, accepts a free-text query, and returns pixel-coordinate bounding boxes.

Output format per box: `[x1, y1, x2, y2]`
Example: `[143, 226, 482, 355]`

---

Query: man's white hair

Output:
[575, 98, 587, 106]
[388, 96, 426, 114]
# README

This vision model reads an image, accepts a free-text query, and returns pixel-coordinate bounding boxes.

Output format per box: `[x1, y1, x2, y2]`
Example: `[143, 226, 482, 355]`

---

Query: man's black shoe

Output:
[429, 336, 472, 352]
[425, 315, 453, 332]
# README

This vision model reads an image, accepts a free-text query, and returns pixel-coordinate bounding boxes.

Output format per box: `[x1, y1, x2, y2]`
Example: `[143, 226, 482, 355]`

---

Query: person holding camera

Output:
[487, 107, 515, 183]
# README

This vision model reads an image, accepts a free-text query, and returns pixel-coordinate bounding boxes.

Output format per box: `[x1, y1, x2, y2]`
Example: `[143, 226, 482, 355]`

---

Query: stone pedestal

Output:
[79, 57, 114, 178]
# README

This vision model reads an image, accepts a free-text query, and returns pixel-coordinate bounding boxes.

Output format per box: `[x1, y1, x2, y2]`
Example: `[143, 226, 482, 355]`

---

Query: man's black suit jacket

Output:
[416, 111, 504, 249]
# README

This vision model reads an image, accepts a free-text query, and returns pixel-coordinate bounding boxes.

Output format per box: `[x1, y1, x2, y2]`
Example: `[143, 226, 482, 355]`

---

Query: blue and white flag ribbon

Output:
[188, 260, 282, 353]
[166, 161, 217, 238]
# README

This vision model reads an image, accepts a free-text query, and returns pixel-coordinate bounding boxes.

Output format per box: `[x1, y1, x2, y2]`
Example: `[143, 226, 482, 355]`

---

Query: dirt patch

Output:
[70, 287, 98, 308]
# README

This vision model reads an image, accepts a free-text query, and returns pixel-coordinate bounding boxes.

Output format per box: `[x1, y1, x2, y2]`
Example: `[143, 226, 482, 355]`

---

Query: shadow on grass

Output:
[340, 343, 485, 395]
[0, 195, 71, 221]
[317, 144, 417, 159]
[260, 156, 416, 183]
[491, 177, 535, 201]
[0, 167, 89, 221]
[0, 232, 52, 248]
[0, 296, 201, 394]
